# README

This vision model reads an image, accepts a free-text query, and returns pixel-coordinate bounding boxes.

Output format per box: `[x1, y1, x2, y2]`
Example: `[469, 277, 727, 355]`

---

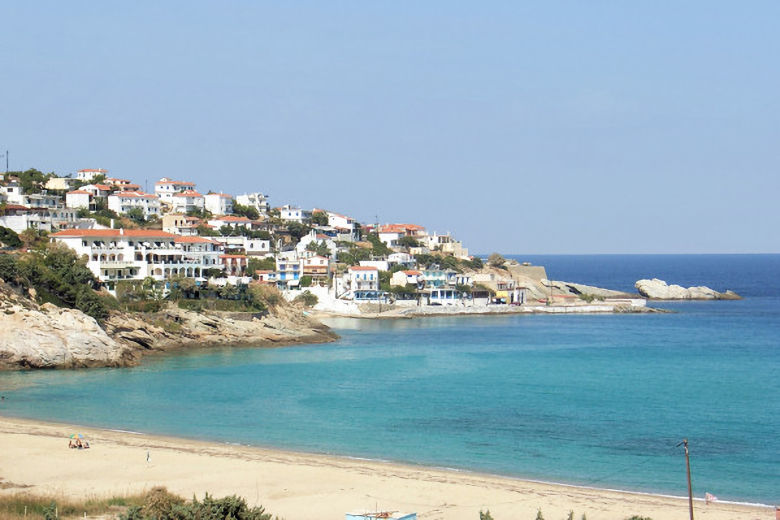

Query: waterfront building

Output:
[347, 265, 379, 291]
[50, 228, 223, 293]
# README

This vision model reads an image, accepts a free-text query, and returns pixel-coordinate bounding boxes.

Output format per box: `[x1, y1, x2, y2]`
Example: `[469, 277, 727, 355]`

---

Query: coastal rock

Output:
[0, 288, 132, 369]
[104, 303, 338, 353]
[634, 278, 741, 300]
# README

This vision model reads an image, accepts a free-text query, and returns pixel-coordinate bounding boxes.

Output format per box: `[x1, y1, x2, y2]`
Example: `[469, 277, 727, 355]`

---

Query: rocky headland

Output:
[0, 281, 337, 370]
[635, 278, 741, 300]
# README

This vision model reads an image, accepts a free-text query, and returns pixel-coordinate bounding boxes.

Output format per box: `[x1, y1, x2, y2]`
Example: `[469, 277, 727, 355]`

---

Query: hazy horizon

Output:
[3, 2, 778, 254]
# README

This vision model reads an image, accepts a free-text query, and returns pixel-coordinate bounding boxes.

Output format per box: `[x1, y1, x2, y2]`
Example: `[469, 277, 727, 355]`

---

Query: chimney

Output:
[120, 228, 124, 236]
[110, 218, 115, 229]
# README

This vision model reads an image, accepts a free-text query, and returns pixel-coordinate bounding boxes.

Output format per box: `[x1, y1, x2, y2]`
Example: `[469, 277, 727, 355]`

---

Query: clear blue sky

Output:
[3, 1, 778, 254]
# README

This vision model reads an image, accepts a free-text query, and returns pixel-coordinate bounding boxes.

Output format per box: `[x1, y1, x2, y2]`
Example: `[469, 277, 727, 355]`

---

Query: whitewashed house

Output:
[66, 190, 91, 209]
[207, 215, 251, 230]
[171, 190, 205, 214]
[279, 204, 309, 222]
[76, 169, 108, 182]
[213, 235, 270, 256]
[235, 192, 269, 214]
[390, 270, 424, 287]
[107, 192, 162, 218]
[154, 178, 197, 204]
[204, 192, 233, 216]
[348, 266, 379, 291]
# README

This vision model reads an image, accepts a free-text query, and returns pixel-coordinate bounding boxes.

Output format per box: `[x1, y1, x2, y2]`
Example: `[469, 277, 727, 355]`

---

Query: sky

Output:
[2, 1, 778, 254]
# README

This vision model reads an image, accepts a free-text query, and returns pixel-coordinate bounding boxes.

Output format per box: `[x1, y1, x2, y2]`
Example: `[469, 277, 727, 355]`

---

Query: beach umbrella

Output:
[70, 433, 85, 439]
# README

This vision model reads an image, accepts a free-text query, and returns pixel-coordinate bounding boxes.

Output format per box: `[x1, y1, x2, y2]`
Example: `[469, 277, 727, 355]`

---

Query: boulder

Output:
[635, 278, 741, 300]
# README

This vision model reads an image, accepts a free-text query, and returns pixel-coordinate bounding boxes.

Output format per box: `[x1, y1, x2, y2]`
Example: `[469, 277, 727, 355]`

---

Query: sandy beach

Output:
[0, 416, 772, 520]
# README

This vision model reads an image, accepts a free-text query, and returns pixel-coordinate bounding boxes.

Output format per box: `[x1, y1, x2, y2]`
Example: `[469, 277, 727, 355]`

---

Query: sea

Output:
[1, 254, 778, 505]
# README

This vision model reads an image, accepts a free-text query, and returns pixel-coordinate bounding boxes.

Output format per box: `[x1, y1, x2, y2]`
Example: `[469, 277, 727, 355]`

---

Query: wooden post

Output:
[683, 439, 694, 520]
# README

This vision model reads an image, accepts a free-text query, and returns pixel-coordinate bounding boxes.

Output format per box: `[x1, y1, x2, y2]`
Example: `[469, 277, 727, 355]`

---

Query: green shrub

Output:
[293, 290, 318, 307]
[0, 226, 22, 248]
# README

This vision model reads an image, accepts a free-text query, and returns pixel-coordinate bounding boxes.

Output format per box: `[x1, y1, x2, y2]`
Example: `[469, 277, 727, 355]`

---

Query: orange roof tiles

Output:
[66, 190, 91, 195]
[349, 266, 378, 271]
[174, 190, 203, 197]
[155, 180, 195, 186]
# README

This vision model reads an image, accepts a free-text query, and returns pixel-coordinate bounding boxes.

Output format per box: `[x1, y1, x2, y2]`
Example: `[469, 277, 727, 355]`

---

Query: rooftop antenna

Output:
[0, 150, 7, 172]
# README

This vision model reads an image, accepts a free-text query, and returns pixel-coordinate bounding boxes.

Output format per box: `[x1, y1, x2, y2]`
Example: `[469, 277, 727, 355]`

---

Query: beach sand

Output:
[0, 416, 772, 520]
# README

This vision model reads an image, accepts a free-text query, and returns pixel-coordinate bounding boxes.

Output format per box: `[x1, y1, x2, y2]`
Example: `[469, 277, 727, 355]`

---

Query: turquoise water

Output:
[1, 255, 779, 504]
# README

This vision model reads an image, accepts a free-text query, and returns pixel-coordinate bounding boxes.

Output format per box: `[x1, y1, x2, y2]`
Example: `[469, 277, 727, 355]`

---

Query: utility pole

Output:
[1, 150, 7, 172]
[677, 439, 694, 520]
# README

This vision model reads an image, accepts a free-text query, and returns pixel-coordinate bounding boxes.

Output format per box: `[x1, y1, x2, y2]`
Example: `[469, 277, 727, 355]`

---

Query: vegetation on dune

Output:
[0, 487, 275, 520]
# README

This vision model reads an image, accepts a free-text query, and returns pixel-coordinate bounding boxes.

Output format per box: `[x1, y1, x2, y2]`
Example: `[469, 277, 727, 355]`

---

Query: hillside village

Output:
[0, 167, 645, 317]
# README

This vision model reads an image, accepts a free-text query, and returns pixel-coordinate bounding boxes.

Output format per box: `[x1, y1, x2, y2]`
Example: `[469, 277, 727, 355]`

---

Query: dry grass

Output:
[0, 492, 146, 520]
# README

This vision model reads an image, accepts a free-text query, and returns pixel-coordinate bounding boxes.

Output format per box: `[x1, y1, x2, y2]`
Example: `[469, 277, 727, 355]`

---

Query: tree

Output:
[125, 207, 146, 225]
[487, 253, 506, 268]
[247, 257, 276, 273]
[218, 283, 238, 300]
[299, 275, 313, 287]
[479, 511, 494, 520]
[396, 236, 420, 249]
[366, 233, 391, 256]
[232, 203, 260, 220]
[310, 211, 329, 226]
[306, 240, 331, 257]
[0, 226, 22, 248]
[292, 290, 318, 307]
[197, 224, 220, 237]
[286, 222, 311, 241]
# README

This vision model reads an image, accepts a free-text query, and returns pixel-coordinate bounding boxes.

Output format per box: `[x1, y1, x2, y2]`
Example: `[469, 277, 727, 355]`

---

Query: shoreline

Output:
[0, 415, 772, 520]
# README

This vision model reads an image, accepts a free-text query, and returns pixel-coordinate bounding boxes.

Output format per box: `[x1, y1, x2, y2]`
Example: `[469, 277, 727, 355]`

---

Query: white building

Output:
[171, 190, 205, 214]
[347, 266, 379, 291]
[82, 184, 113, 200]
[235, 192, 269, 214]
[66, 190, 91, 209]
[207, 215, 251, 230]
[1, 183, 62, 209]
[279, 204, 309, 222]
[204, 192, 234, 216]
[425, 232, 469, 259]
[107, 192, 162, 218]
[76, 169, 108, 182]
[50, 229, 223, 294]
[296, 230, 337, 257]
[0, 206, 79, 234]
[213, 235, 271, 256]
[154, 178, 197, 204]
[390, 270, 424, 287]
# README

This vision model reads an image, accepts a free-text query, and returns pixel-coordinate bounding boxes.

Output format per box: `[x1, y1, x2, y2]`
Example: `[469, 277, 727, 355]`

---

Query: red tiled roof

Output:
[51, 229, 178, 238]
[112, 191, 158, 199]
[90, 184, 113, 190]
[174, 190, 203, 197]
[379, 223, 425, 233]
[349, 266, 378, 271]
[207, 192, 232, 198]
[403, 270, 422, 275]
[220, 254, 247, 259]
[66, 190, 91, 195]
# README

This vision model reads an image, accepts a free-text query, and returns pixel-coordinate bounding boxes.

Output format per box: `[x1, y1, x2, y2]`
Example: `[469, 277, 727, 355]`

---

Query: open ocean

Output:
[1, 255, 778, 505]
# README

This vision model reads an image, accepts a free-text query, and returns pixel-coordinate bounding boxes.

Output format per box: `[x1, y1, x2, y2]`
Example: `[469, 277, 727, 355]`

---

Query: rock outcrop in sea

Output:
[634, 278, 741, 300]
